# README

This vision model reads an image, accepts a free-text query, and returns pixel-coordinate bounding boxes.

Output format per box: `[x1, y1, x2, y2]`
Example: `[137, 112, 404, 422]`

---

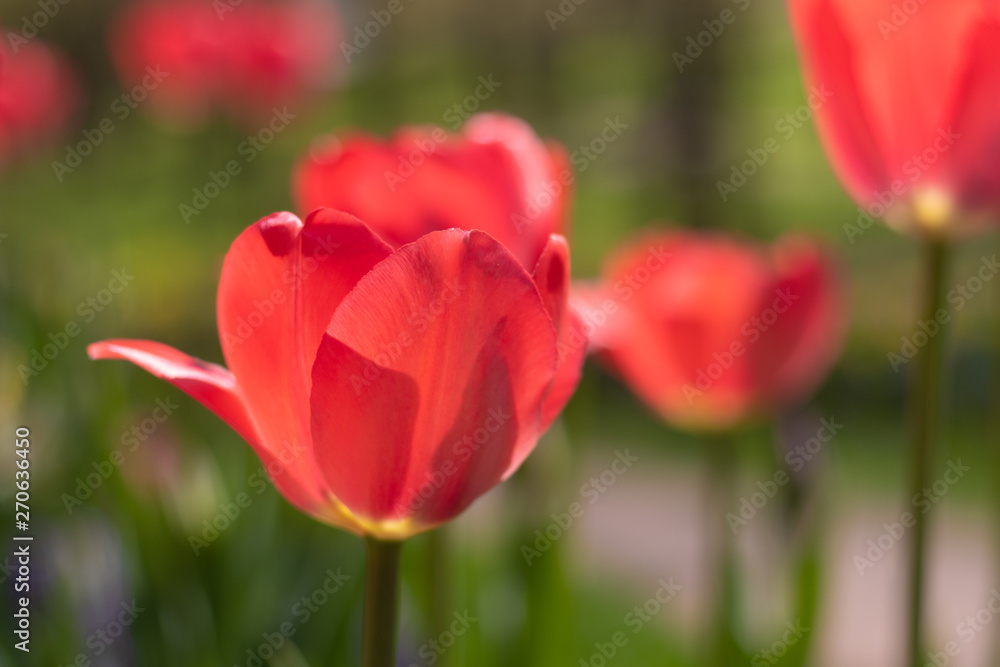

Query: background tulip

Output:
[108, 0, 341, 127]
[0, 39, 80, 165]
[293, 112, 571, 271]
[574, 229, 846, 431]
[789, 0, 1000, 237]
[788, 2, 995, 663]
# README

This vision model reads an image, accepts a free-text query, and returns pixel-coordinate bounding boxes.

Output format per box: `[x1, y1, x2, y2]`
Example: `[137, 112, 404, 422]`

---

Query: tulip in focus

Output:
[0, 39, 80, 165]
[89, 209, 581, 539]
[573, 230, 846, 431]
[789, 0, 1000, 237]
[108, 0, 341, 127]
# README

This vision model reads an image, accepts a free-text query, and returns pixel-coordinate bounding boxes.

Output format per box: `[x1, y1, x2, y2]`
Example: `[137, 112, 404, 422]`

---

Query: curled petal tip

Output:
[258, 212, 303, 256]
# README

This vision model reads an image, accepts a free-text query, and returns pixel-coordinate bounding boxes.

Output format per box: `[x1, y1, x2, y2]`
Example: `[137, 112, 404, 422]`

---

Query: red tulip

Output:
[0, 40, 80, 164]
[89, 209, 580, 538]
[788, 0, 1000, 237]
[293, 113, 571, 271]
[108, 0, 341, 127]
[573, 230, 846, 431]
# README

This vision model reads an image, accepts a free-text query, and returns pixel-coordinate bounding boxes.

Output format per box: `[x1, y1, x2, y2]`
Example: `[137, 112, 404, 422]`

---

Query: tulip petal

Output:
[309, 337, 420, 524]
[789, 0, 890, 204]
[943, 17, 1000, 213]
[217, 209, 393, 508]
[753, 237, 847, 408]
[88, 339, 259, 443]
[310, 230, 557, 528]
[531, 234, 586, 434]
[86, 339, 329, 517]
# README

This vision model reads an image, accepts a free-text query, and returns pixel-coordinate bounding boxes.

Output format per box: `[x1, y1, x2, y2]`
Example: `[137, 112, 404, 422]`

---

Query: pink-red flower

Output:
[573, 230, 846, 431]
[789, 0, 1000, 237]
[89, 209, 581, 538]
[108, 0, 341, 127]
[0, 39, 80, 164]
[293, 113, 571, 271]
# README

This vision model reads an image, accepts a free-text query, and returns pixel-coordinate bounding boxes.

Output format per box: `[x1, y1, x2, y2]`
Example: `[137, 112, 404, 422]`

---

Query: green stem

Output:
[707, 432, 742, 666]
[905, 239, 948, 667]
[427, 528, 450, 642]
[362, 537, 403, 667]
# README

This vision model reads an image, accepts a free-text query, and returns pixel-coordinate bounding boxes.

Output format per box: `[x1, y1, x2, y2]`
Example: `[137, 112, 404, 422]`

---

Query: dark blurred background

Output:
[1, 0, 998, 665]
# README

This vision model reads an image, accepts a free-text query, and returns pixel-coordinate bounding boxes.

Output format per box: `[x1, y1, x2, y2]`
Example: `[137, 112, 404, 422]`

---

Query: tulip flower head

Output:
[573, 230, 846, 431]
[294, 112, 571, 271]
[90, 210, 582, 539]
[108, 0, 341, 127]
[789, 0, 1000, 237]
[0, 39, 80, 165]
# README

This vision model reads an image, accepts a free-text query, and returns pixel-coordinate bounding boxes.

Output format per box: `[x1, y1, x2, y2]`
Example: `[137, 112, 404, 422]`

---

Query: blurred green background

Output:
[1, 0, 998, 666]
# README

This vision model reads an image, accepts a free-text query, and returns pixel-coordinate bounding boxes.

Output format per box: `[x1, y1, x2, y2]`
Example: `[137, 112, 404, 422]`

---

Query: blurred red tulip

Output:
[293, 113, 571, 271]
[108, 0, 341, 127]
[573, 230, 846, 431]
[789, 0, 1000, 237]
[0, 39, 80, 164]
[89, 209, 581, 538]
